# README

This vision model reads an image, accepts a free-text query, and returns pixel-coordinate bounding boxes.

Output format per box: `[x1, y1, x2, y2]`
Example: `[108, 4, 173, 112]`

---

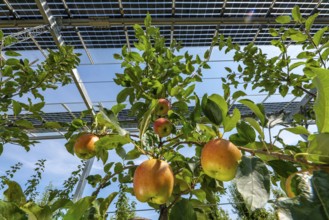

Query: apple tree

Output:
[1, 5, 329, 220]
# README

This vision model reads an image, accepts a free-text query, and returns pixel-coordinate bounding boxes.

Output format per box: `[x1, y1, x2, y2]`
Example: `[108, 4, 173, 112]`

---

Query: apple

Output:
[156, 99, 171, 116]
[74, 133, 99, 160]
[133, 159, 174, 204]
[201, 138, 242, 181]
[154, 118, 172, 137]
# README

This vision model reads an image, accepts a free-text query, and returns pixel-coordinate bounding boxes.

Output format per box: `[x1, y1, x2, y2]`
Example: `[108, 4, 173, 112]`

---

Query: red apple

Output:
[74, 133, 99, 160]
[154, 118, 172, 137]
[201, 138, 242, 181]
[133, 159, 174, 204]
[156, 99, 171, 116]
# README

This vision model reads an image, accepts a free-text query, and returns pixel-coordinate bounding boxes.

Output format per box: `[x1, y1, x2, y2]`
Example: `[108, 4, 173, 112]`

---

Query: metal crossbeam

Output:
[118, 0, 131, 51]
[3, 0, 20, 19]
[75, 28, 94, 64]
[1, 17, 329, 28]
[170, 0, 175, 44]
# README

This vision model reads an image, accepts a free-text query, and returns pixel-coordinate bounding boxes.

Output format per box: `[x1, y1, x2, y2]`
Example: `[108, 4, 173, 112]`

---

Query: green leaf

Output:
[186, 61, 195, 73]
[30, 102, 45, 112]
[298, 51, 315, 59]
[115, 145, 126, 159]
[305, 13, 319, 32]
[0, 200, 27, 220]
[307, 133, 329, 164]
[100, 192, 118, 217]
[15, 119, 34, 129]
[0, 143, 3, 156]
[204, 49, 210, 60]
[321, 48, 329, 61]
[50, 198, 72, 213]
[71, 118, 84, 128]
[63, 196, 95, 220]
[111, 103, 126, 115]
[95, 135, 130, 151]
[192, 189, 206, 202]
[236, 121, 256, 143]
[311, 171, 329, 218]
[229, 134, 249, 146]
[113, 53, 122, 60]
[99, 149, 109, 164]
[269, 28, 279, 37]
[239, 99, 265, 125]
[196, 124, 217, 140]
[236, 156, 270, 211]
[139, 99, 157, 140]
[117, 87, 133, 103]
[223, 108, 241, 132]
[244, 117, 265, 140]
[201, 95, 223, 126]
[12, 100, 22, 116]
[130, 52, 144, 62]
[183, 84, 195, 98]
[292, 5, 302, 23]
[313, 27, 328, 47]
[96, 108, 128, 136]
[312, 67, 329, 133]
[103, 162, 114, 173]
[144, 13, 151, 27]
[44, 121, 62, 129]
[190, 93, 201, 122]
[267, 160, 298, 178]
[276, 16, 291, 24]
[6, 58, 20, 65]
[169, 199, 197, 220]
[65, 134, 79, 155]
[289, 61, 305, 71]
[3, 180, 26, 205]
[20, 202, 52, 220]
[208, 94, 228, 117]
[232, 91, 246, 100]
[125, 148, 141, 160]
[114, 162, 123, 173]
[290, 32, 308, 42]
[225, 67, 232, 73]
[5, 50, 21, 57]
[283, 126, 310, 135]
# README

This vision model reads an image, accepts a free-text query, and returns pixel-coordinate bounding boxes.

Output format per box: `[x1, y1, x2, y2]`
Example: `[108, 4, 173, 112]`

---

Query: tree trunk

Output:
[158, 205, 169, 220]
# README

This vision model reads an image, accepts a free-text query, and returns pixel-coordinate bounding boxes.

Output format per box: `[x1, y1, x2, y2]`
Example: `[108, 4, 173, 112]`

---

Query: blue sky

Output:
[0, 43, 313, 219]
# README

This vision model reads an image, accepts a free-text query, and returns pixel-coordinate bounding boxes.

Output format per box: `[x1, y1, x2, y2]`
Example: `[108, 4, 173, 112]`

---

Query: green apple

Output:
[133, 159, 174, 204]
[154, 118, 172, 137]
[201, 138, 242, 181]
[156, 99, 171, 116]
[74, 133, 99, 160]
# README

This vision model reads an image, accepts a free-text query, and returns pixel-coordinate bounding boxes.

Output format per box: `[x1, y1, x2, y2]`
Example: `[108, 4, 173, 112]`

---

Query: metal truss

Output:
[34, 0, 96, 202]
[1, 25, 49, 49]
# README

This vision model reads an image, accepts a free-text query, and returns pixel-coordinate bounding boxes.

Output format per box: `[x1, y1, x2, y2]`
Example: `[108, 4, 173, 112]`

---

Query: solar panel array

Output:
[1, 0, 328, 50]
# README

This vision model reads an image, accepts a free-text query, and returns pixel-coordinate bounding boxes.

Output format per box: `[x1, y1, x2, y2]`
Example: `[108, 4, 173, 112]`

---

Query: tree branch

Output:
[238, 146, 329, 167]
[91, 165, 137, 197]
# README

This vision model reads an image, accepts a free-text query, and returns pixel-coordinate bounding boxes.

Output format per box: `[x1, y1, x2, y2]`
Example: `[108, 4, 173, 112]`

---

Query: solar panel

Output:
[1, 0, 328, 50]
